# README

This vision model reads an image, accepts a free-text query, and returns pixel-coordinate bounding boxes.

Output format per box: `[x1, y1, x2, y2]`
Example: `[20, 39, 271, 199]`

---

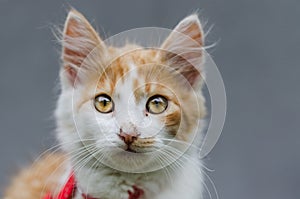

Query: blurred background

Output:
[0, 0, 299, 198]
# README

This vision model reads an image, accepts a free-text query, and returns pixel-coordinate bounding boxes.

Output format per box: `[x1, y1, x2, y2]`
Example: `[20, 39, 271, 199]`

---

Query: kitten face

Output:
[56, 9, 206, 172]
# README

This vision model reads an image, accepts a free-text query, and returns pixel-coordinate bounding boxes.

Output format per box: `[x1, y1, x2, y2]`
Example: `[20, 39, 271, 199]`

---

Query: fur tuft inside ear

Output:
[160, 14, 204, 88]
[61, 9, 104, 87]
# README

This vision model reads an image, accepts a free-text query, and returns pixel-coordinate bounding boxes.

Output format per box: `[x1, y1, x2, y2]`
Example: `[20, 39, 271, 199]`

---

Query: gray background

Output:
[0, 0, 299, 198]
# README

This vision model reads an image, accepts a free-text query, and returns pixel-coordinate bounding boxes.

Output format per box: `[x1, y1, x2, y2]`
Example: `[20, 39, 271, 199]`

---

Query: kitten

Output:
[4, 9, 207, 199]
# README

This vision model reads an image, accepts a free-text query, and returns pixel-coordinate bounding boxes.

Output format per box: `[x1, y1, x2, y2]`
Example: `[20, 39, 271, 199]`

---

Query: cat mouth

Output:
[123, 144, 155, 153]
[119, 137, 155, 153]
[125, 147, 137, 153]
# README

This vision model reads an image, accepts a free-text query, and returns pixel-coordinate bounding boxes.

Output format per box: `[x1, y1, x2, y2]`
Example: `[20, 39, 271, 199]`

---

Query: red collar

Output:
[43, 172, 144, 199]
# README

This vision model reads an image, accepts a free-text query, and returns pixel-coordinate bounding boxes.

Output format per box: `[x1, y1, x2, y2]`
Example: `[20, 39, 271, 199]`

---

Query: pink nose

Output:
[118, 131, 139, 145]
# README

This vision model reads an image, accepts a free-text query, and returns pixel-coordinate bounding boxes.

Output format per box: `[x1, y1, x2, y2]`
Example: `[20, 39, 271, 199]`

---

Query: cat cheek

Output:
[161, 111, 181, 135]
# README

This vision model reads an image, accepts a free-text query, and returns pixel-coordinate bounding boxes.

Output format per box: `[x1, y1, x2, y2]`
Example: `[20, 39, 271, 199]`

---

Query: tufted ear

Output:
[160, 15, 205, 87]
[61, 9, 105, 88]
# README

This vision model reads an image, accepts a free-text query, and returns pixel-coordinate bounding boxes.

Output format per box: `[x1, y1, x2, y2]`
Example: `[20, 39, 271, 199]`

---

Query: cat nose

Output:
[118, 130, 139, 145]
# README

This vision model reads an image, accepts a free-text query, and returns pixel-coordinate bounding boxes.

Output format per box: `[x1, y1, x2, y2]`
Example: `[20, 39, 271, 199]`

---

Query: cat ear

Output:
[160, 14, 204, 87]
[61, 9, 105, 87]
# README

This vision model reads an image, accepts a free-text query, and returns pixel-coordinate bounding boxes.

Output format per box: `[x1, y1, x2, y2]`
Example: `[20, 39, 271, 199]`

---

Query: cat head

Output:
[56, 9, 206, 172]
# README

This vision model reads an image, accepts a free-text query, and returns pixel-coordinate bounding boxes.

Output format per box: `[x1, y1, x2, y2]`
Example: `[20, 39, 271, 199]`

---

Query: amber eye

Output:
[94, 94, 114, 113]
[146, 95, 168, 114]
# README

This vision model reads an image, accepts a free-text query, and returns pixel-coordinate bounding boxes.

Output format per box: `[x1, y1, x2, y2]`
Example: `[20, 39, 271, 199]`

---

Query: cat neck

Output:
[73, 163, 169, 199]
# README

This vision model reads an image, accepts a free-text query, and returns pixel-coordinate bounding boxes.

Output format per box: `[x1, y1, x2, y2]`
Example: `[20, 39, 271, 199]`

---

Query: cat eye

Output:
[94, 94, 114, 113]
[146, 95, 168, 114]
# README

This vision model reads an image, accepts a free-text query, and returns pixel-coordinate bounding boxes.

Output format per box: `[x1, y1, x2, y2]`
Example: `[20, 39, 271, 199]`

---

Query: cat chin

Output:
[89, 147, 176, 173]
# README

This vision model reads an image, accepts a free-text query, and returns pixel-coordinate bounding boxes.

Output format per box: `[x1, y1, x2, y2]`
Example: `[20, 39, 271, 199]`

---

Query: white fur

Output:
[56, 11, 205, 199]
[73, 156, 203, 199]
[56, 65, 204, 199]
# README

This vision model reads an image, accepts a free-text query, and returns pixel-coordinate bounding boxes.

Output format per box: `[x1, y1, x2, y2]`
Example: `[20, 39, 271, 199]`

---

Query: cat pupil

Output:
[102, 99, 108, 106]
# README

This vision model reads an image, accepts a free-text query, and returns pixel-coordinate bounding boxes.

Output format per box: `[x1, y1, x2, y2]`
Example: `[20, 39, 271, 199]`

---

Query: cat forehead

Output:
[107, 47, 159, 73]
[90, 49, 177, 103]
[98, 64, 158, 102]
[96, 49, 161, 90]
